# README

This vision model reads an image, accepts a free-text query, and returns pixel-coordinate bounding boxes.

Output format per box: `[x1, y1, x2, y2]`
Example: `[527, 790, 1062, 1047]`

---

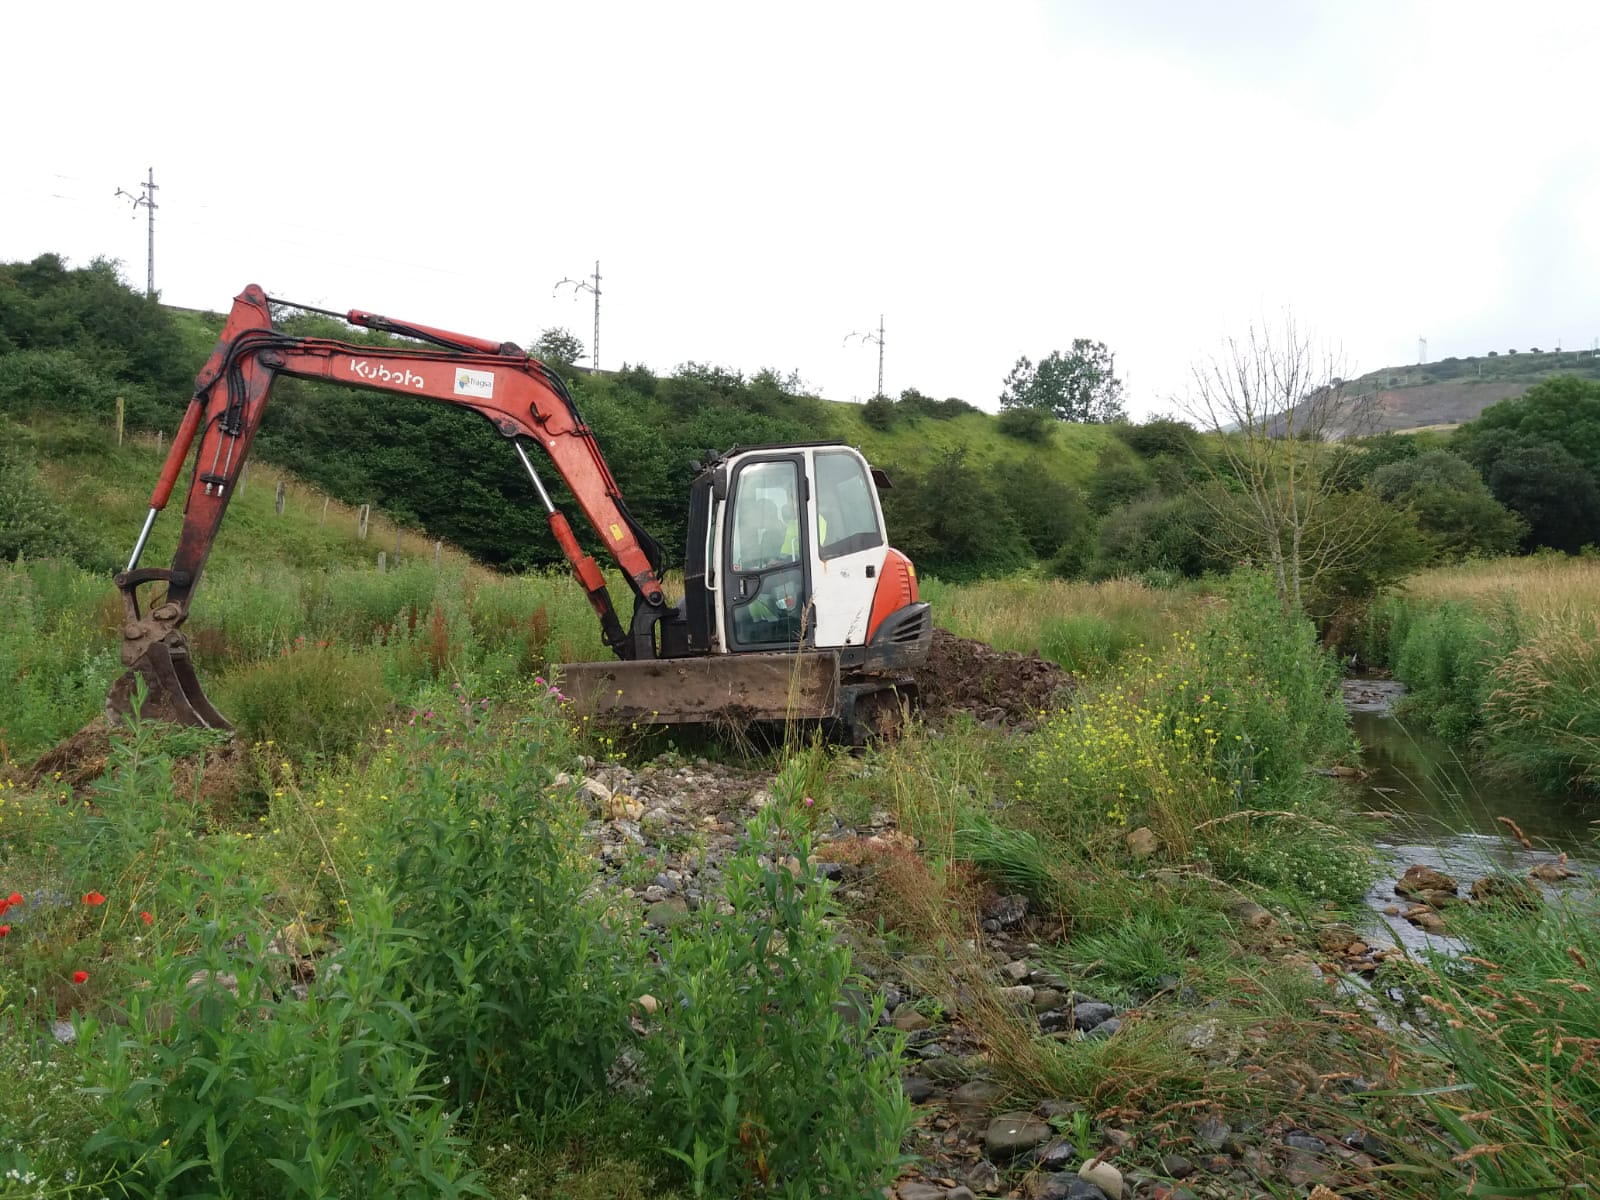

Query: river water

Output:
[1342, 678, 1599, 954]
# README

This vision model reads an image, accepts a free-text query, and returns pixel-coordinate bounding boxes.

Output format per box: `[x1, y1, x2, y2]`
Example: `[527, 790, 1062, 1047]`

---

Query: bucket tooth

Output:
[107, 639, 233, 731]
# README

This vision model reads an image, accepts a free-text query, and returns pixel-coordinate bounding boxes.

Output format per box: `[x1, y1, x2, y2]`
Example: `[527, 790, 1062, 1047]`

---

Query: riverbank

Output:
[4, 565, 1599, 1196]
[1361, 556, 1600, 797]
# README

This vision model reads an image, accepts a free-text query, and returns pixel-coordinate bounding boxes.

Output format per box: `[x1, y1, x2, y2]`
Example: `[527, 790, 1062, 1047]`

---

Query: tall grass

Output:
[1365, 556, 1600, 792]
[1364, 896, 1600, 1193]
[919, 575, 1200, 676]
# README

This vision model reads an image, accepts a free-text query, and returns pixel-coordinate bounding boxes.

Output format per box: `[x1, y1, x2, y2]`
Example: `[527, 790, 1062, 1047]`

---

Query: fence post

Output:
[115, 396, 125, 446]
[433, 540, 442, 569]
[238, 462, 248, 494]
[377, 551, 387, 574]
[275, 479, 286, 515]
[320, 497, 329, 527]
[156, 430, 164, 456]
[358, 505, 370, 540]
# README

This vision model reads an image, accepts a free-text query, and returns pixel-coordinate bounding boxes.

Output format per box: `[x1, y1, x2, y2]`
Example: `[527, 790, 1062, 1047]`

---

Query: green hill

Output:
[1326, 348, 1600, 437]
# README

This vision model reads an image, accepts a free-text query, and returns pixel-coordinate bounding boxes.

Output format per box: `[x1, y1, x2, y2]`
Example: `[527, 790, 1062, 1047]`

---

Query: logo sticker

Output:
[349, 359, 424, 389]
[453, 368, 496, 399]
[609, 523, 624, 542]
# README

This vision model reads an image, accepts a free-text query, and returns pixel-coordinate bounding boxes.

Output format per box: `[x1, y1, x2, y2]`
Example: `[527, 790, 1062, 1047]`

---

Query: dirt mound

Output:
[911, 629, 1075, 728]
[28, 718, 251, 807]
[29, 719, 116, 790]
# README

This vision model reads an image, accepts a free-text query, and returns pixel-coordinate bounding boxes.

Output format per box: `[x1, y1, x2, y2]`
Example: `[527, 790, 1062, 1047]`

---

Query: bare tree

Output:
[1183, 313, 1385, 617]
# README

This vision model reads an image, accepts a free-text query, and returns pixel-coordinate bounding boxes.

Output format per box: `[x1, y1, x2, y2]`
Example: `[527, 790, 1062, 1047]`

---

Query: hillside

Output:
[1322, 347, 1600, 437]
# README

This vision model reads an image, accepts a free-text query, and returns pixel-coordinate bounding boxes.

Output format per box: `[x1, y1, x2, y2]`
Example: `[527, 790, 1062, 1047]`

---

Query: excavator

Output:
[108, 285, 931, 741]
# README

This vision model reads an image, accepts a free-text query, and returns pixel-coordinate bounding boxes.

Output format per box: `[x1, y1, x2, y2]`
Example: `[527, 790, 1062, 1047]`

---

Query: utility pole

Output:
[114, 167, 158, 297]
[554, 260, 602, 369]
[845, 314, 886, 398]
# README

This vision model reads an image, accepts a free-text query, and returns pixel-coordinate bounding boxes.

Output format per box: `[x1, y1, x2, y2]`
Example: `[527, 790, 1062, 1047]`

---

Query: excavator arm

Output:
[110, 284, 668, 728]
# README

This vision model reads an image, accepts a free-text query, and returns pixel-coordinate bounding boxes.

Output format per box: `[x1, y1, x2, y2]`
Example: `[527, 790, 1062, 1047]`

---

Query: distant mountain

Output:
[1260, 347, 1600, 440]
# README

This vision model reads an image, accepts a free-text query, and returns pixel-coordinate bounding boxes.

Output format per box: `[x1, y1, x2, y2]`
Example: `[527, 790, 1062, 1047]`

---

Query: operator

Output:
[778, 502, 825, 559]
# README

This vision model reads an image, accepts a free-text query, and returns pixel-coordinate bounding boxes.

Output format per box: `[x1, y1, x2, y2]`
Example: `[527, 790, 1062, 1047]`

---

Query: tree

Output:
[1370, 450, 1527, 560]
[532, 327, 586, 366]
[1182, 313, 1390, 618]
[999, 339, 1125, 423]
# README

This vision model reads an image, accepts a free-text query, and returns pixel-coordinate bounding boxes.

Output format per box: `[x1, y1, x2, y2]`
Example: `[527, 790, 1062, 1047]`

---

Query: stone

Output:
[1395, 864, 1459, 900]
[1126, 826, 1159, 858]
[1284, 1132, 1325, 1153]
[1001, 959, 1032, 982]
[1472, 875, 1542, 907]
[1315, 923, 1360, 953]
[952, 1078, 1005, 1115]
[897, 1184, 949, 1200]
[947, 1190, 978, 1200]
[644, 898, 691, 928]
[964, 1159, 1002, 1193]
[983, 1112, 1053, 1160]
[995, 985, 1036, 1007]
[1529, 861, 1579, 883]
[1225, 898, 1274, 929]
[901, 1075, 938, 1103]
[1031, 987, 1067, 1011]
[1033, 1138, 1077, 1169]
[1070, 1001, 1115, 1031]
[1159, 1153, 1194, 1178]
[1078, 1159, 1123, 1199]
[1084, 1017, 1121, 1041]
[1402, 905, 1446, 933]
[985, 894, 1029, 929]
[1193, 1116, 1232, 1151]
[894, 1007, 933, 1032]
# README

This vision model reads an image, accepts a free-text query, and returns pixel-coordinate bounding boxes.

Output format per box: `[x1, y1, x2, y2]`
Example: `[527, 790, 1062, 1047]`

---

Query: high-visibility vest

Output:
[780, 514, 826, 558]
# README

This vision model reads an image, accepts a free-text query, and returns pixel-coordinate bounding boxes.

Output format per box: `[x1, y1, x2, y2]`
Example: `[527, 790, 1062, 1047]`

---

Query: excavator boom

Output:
[110, 285, 668, 728]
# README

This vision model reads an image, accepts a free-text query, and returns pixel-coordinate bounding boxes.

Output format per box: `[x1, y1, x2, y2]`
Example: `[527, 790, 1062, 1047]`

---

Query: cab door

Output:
[808, 448, 888, 647]
[723, 455, 811, 651]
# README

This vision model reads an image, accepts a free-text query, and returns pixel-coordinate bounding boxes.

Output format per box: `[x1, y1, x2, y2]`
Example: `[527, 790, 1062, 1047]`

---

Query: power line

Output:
[554, 260, 602, 369]
[846, 314, 886, 398]
[113, 167, 158, 297]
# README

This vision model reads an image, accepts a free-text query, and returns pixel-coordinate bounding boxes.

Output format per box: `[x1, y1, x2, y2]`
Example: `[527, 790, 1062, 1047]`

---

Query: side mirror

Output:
[712, 467, 729, 502]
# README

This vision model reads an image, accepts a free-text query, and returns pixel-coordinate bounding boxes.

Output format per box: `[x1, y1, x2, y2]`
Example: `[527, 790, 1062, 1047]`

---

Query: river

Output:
[1342, 678, 1598, 954]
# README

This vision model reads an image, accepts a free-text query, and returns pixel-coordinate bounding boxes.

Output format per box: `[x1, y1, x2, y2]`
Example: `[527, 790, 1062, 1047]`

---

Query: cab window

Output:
[815, 451, 883, 560]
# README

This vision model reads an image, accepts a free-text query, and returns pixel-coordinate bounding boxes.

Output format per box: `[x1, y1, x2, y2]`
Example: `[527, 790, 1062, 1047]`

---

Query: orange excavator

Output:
[110, 285, 931, 740]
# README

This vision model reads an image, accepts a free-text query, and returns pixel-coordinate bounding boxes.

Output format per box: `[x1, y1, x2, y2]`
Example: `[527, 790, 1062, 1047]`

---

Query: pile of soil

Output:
[28, 717, 250, 806]
[911, 629, 1075, 728]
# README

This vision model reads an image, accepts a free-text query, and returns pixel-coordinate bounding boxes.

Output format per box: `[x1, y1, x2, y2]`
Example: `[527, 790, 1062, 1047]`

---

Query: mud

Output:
[910, 629, 1075, 728]
[28, 717, 251, 807]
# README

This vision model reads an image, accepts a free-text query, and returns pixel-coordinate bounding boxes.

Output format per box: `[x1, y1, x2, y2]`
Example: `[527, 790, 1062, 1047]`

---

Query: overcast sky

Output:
[5, 0, 1598, 418]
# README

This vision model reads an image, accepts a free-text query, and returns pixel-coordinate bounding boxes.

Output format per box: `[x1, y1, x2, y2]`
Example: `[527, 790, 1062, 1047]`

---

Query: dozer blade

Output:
[107, 638, 234, 731]
[560, 651, 841, 725]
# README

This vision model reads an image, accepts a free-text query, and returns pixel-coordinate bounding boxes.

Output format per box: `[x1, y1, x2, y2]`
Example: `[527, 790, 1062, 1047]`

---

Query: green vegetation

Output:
[1363, 556, 1600, 793]
[5, 253, 1600, 1195]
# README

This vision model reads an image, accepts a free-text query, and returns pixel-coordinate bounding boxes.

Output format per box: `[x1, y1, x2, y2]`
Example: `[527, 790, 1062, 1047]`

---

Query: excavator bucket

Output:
[559, 651, 842, 725]
[107, 636, 234, 731]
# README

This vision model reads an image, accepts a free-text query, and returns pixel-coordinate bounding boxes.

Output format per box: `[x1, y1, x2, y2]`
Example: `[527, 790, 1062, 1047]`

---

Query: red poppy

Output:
[0, 925, 10, 937]
[0, 900, 8, 916]
[140, 911, 154, 926]
[82, 891, 106, 906]
[72, 970, 89, 984]
[6, 892, 20, 907]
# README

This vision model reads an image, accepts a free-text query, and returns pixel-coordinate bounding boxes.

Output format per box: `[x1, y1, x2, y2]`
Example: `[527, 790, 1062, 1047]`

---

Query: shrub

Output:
[373, 690, 644, 1112]
[33, 715, 480, 1199]
[642, 761, 913, 1197]
[995, 405, 1053, 444]
[211, 641, 392, 759]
